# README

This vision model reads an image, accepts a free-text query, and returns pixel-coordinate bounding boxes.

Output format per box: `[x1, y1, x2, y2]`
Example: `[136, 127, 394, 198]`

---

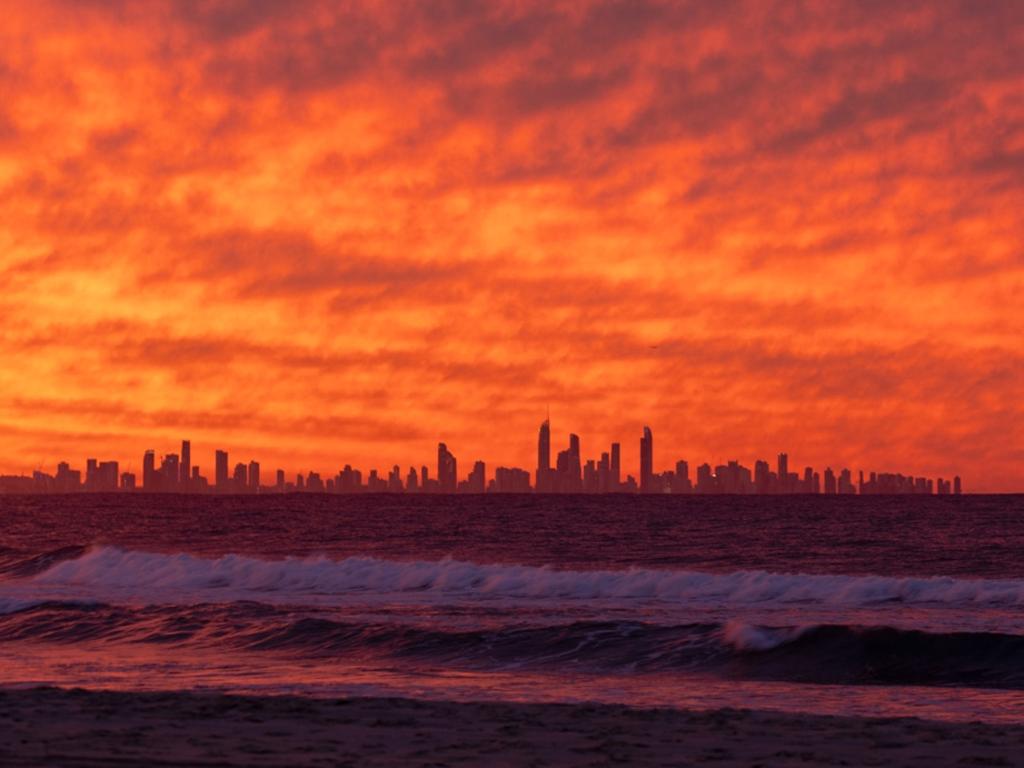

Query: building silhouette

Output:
[180, 440, 191, 490]
[640, 426, 653, 493]
[437, 443, 457, 493]
[0, 420, 973, 496]
[232, 462, 247, 490]
[537, 419, 550, 492]
[215, 450, 229, 491]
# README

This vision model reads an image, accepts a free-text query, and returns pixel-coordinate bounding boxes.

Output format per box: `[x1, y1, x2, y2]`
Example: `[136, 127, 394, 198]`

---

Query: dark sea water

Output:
[2, 494, 1023, 723]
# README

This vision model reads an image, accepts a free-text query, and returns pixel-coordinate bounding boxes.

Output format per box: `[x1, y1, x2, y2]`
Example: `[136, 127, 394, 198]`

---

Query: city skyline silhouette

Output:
[2, 419, 964, 496]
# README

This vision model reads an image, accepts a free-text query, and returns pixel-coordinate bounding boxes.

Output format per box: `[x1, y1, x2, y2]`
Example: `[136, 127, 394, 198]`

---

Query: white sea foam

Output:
[721, 620, 813, 651]
[24, 546, 1024, 608]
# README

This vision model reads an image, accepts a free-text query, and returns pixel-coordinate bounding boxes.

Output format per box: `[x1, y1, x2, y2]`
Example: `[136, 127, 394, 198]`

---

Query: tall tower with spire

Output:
[536, 419, 551, 492]
[640, 426, 653, 493]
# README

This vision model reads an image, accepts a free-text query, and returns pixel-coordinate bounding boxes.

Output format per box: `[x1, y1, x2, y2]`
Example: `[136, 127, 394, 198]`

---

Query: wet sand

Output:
[1, 686, 1022, 767]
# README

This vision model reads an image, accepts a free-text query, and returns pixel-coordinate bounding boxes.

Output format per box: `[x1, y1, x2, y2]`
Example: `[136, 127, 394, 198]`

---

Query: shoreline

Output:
[2, 687, 1023, 767]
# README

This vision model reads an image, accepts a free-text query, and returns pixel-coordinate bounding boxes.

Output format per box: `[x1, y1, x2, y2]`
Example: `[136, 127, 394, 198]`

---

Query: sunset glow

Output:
[2, 1, 1022, 489]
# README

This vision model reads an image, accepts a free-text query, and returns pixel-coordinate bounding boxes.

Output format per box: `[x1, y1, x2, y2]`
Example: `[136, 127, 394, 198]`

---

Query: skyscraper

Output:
[180, 440, 191, 490]
[143, 450, 156, 491]
[674, 460, 691, 493]
[388, 465, 403, 492]
[55, 462, 79, 493]
[640, 426, 653, 493]
[467, 460, 486, 493]
[568, 433, 581, 491]
[537, 419, 550, 489]
[610, 442, 620, 490]
[98, 461, 119, 491]
[777, 453, 788, 493]
[598, 452, 610, 493]
[823, 467, 837, 495]
[695, 462, 715, 493]
[437, 443, 457, 493]
[754, 460, 770, 493]
[161, 454, 180, 490]
[215, 450, 229, 491]
[248, 460, 260, 492]
[838, 468, 854, 494]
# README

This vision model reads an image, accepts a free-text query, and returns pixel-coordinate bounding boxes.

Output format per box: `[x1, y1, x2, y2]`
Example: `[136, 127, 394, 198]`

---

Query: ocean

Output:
[2, 494, 1023, 724]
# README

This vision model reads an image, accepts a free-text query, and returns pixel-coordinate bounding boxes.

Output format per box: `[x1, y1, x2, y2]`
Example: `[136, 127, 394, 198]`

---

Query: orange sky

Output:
[1, 1, 1022, 490]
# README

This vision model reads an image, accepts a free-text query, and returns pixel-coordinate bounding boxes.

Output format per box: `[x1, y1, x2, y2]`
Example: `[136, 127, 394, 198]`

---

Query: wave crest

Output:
[3, 602, 1024, 689]
[21, 546, 1024, 608]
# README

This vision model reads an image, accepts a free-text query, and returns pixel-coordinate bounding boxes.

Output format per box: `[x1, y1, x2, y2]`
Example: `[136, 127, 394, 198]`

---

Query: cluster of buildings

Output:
[532, 421, 961, 496]
[1, 421, 963, 496]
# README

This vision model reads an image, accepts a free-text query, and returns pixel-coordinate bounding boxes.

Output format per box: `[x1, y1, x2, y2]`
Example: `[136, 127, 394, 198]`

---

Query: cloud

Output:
[0, 0, 1021, 489]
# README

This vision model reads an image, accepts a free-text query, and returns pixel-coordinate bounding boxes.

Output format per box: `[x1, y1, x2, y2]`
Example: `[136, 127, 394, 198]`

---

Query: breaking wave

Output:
[1, 600, 1023, 689]
[11, 546, 1024, 608]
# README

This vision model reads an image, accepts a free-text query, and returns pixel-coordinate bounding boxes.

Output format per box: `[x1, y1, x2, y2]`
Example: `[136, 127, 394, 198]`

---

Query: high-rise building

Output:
[143, 450, 156, 491]
[754, 460, 770, 493]
[598, 452, 610, 493]
[466, 460, 486, 493]
[777, 453, 788, 493]
[180, 440, 191, 490]
[823, 467, 837, 495]
[838, 468, 855, 494]
[98, 461, 119, 491]
[582, 459, 597, 493]
[640, 426, 653, 493]
[953, 476, 962, 495]
[161, 454, 180, 490]
[493, 466, 531, 493]
[567, 434, 581, 491]
[695, 462, 715, 493]
[388, 465, 404, 492]
[248, 461, 260, 492]
[674, 460, 691, 493]
[232, 462, 247, 490]
[610, 443, 620, 489]
[437, 443, 457, 493]
[215, 450, 229, 491]
[55, 462, 81, 493]
[537, 419, 550, 490]
[191, 466, 206, 491]
[276, 469, 285, 490]
[556, 450, 569, 484]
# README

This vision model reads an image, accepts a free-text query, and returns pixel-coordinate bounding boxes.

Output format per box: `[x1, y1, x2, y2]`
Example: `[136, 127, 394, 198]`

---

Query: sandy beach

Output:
[0, 687, 1021, 767]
